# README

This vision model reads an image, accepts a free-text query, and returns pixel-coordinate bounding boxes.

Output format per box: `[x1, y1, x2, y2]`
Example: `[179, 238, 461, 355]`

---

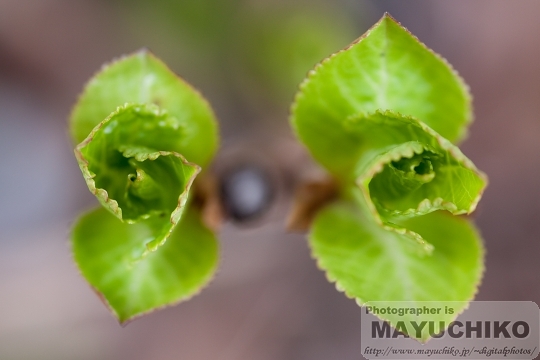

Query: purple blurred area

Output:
[1, 1, 540, 359]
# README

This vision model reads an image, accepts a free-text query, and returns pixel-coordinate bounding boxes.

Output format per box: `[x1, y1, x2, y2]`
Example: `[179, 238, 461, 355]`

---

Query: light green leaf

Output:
[310, 199, 484, 341]
[75, 103, 201, 255]
[72, 206, 219, 324]
[70, 50, 218, 168]
[350, 111, 486, 252]
[291, 13, 471, 179]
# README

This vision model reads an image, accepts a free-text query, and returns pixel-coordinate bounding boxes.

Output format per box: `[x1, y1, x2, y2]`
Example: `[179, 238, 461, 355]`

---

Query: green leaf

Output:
[72, 206, 219, 324]
[291, 13, 471, 179]
[75, 103, 201, 255]
[70, 50, 218, 168]
[310, 199, 484, 341]
[350, 111, 486, 252]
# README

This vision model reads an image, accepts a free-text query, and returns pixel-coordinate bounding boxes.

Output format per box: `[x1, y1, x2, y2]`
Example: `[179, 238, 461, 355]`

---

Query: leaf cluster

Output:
[290, 14, 487, 341]
[70, 51, 219, 323]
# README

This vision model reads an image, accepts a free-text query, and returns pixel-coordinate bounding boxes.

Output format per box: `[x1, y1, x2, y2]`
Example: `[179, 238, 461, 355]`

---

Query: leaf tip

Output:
[136, 47, 151, 56]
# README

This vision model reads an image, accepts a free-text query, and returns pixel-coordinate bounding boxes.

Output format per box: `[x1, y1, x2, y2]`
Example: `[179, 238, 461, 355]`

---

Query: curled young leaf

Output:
[290, 14, 487, 339]
[350, 111, 486, 253]
[70, 51, 219, 322]
[75, 103, 201, 256]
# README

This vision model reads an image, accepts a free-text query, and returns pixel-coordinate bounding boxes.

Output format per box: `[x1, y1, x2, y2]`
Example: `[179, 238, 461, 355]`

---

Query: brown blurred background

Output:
[1, 1, 539, 359]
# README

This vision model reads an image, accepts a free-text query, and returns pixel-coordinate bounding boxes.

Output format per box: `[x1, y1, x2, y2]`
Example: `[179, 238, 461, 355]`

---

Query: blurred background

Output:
[1, 0, 540, 359]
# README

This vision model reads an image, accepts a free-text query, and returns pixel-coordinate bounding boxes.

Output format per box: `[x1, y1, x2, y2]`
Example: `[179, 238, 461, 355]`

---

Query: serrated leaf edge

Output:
[307, 202, 486, 342]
